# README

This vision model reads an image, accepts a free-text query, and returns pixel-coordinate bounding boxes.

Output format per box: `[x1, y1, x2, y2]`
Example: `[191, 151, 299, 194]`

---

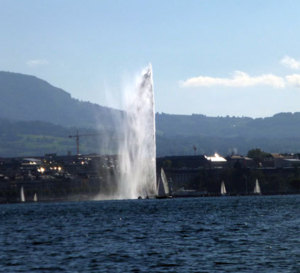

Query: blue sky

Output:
[1, 0, 300, 117]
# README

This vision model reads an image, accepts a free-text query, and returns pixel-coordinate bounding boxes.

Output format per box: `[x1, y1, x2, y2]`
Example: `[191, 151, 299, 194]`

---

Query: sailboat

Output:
[156, 168, 171, 198]
[161, 168, 170, 196]
[220, 181, 227, 196]
[33, 193, 38, 202]
[254, 179, 261, 195]
[20, 186, 26, 202]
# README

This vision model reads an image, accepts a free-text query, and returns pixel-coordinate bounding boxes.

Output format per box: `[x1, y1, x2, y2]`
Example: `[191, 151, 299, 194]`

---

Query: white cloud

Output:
[180, 71, 286, 89]
[286, 74, 300, 87]
[280, 56, 300, 70]
[27, 59, 49, 67]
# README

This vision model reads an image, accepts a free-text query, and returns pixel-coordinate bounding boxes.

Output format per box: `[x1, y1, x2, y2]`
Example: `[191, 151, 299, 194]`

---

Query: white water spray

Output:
[117, 64, 157, 199]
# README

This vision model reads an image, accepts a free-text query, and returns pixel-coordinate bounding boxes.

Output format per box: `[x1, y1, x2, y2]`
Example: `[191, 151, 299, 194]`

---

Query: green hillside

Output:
[0, 119, 117, 157]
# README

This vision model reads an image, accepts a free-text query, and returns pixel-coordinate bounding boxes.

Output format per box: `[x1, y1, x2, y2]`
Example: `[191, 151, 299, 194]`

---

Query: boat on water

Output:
[20, 186, 26, 202]
[220, 181, 227, 196]
[254, 179, 262, 195]
[156, 168, 171, 199]
[33, 193, 38, 202]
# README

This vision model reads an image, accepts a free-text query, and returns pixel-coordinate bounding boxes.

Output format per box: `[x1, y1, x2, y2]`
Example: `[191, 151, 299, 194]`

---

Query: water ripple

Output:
[0, 195, 299, 272]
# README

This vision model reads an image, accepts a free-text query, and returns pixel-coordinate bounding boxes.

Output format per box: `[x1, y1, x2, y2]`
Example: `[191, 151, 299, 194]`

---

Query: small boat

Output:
[156, 168, 171, 198]
[20, 186, 26, 202]
[254, 179, 262, 195]
[220, 181, 227, 196]
[161, 168, 170, 196]
[33, 193, 38, 202]
[157, 178, 165, 198]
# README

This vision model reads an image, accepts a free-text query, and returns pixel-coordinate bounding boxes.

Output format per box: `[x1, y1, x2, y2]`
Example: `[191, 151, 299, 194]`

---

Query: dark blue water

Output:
[0, 196, 299, 273]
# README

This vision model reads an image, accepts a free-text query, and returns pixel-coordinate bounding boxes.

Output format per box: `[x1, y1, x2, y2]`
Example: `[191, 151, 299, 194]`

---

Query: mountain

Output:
[156, 112, 300, 139]
[156, 112, 300, 155]
[0, 71, 122, 129]
[0, 71, 300, 157]
[0, 118, 118, 157]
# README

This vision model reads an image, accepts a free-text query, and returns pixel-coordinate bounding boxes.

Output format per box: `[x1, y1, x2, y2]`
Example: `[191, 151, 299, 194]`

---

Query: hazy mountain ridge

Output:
[0, 71, 122, 129]
[1, 71, 300, 156]
[156, 112, 300, 139]
[0, 118, 118, 157]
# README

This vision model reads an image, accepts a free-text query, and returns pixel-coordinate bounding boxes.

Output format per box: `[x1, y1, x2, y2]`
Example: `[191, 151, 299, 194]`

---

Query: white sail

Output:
[33, 193, 38, 202]
[157, 178, 165, 197]
[221, 181, 227, 195]
[254, 179, 261, 194]
[20, 186, 25, 202]
[161, 168, 170, 196]
[157, 168, 170, 197]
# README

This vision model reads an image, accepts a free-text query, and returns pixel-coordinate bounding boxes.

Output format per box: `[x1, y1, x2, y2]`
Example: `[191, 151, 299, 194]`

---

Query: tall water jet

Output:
[117, 64, 157, 199]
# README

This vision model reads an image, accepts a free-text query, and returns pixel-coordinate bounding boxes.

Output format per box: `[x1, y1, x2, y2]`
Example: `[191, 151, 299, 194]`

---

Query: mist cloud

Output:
[27, 59, 49, 67]
[180, 71, 285, 88]
[286, 74, 300, 87]
[280, 56, 300, 70]
[181, 70, 300, 89]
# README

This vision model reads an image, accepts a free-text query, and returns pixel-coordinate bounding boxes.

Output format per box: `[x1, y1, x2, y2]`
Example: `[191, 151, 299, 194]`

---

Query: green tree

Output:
[247, 148, 271, 165]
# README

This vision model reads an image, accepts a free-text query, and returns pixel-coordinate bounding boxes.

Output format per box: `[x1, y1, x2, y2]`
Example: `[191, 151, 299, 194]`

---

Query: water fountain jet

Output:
[117, 64, 157, 199]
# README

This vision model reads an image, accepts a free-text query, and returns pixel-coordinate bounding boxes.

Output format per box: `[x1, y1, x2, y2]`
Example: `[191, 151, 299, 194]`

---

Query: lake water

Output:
[0, 195, 299, 272]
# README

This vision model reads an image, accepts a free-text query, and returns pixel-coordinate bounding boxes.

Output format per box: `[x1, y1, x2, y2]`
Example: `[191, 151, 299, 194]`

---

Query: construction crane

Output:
[68, 130, 101, 155]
